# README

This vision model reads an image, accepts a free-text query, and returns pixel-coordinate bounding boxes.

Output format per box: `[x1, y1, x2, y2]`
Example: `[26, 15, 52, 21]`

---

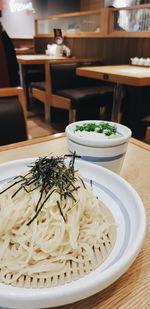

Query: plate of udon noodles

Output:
[0, 155, 146, 309]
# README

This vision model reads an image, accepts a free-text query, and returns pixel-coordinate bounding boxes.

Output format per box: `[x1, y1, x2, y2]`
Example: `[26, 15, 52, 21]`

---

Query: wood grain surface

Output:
[76, 65, 150, 86]
[0, 135, 149, 309]
[17, 55, 102, 65]
[34, 37, 150, 64]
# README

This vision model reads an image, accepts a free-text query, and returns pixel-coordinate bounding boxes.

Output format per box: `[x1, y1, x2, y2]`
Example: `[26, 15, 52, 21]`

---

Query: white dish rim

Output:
[0, 157, 146, 308]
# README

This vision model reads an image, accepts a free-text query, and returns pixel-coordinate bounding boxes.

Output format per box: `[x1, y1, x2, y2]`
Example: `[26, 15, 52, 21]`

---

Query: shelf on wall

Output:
[34, 5, 150, 39]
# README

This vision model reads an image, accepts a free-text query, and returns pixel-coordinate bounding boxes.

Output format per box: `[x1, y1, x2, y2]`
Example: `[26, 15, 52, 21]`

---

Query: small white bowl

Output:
[65, 120, 132, 174]
[138, 58, 145, 66]
[144, 58, 150, 66]
[131, 57, 138, 65]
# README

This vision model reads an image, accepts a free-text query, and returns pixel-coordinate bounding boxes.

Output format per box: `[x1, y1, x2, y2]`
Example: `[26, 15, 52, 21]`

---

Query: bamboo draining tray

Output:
[2, 203, 116, 289]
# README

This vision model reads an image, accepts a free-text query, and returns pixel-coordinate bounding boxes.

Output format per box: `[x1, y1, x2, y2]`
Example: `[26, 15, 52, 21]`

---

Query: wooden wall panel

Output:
[12, 38, 34, 54]
[34, 37, 150, 65]
[80, 0, 104, 11]
[34, 37, 53, 54]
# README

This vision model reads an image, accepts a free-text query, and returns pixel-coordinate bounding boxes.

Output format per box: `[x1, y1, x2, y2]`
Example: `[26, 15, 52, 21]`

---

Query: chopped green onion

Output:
[75, 122, 117, 136]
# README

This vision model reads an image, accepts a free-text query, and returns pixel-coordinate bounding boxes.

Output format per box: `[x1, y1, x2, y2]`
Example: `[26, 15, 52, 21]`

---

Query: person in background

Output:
[0, 22, 9, 87]
[0, 21, 20, 87]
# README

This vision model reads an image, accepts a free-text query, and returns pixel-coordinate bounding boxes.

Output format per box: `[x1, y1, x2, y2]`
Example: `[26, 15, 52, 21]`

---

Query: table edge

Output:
[0, 133, 66, 152]
[0, 134, 149, 152]
[76, 66, 150, 86]
[129, 137, 150, 150]
[17, 57, 103, 65]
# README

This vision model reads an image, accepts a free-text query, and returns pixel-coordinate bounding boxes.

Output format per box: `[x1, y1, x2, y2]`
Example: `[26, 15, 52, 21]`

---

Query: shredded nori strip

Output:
[0, 153, 86, 225]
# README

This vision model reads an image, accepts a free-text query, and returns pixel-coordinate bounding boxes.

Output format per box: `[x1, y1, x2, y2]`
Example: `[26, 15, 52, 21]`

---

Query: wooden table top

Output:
[76, 64, 150, 86]
[17, 55, 69, 64]
[17, 55, 102, 65]
[0, 134, 149, 309]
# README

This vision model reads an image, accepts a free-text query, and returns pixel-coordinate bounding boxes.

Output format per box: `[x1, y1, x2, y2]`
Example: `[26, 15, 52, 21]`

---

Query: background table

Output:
[0, 134, 149, 309]
[17, 55, 75, 110]
[17, 55, 76, 65]
[17, 55, 102, 119]
[76, 65, 150, 123]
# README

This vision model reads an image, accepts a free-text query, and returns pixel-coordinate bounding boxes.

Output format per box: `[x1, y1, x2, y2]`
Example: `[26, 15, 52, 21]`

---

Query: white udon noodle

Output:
[0, 170, 112, 284]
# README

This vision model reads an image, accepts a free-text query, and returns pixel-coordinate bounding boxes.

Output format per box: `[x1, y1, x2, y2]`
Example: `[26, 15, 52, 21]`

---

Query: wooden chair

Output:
[31, 60, 113, 123]
[23, 64, 45, 110]
[0, 87, 28, 146]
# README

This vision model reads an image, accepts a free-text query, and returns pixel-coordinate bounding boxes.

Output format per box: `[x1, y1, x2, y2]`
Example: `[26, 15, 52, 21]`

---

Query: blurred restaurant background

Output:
[0, 0, 150, 145]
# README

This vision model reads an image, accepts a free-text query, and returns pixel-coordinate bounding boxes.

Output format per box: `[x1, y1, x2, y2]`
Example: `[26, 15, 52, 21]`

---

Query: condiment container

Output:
[65, 120, 132, 174]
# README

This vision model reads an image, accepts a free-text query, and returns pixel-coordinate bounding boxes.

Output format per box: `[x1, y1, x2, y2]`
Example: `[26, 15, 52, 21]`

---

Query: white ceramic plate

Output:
[0, 158, 146, 309]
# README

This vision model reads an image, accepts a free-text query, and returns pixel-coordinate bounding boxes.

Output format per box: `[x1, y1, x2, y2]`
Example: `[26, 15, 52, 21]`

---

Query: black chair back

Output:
[50, 63, 77, 93]
[0, 96, 27, 146]
[50, 61, 103, 93]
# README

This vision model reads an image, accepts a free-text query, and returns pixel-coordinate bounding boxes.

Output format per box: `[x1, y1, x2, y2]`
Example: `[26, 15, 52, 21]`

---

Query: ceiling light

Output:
[9, 0, 35, 13]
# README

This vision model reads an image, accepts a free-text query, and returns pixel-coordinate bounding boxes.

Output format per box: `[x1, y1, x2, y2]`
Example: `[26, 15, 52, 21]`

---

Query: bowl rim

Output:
[65, 120, 132, 147]
[0, 158, 146, 309]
